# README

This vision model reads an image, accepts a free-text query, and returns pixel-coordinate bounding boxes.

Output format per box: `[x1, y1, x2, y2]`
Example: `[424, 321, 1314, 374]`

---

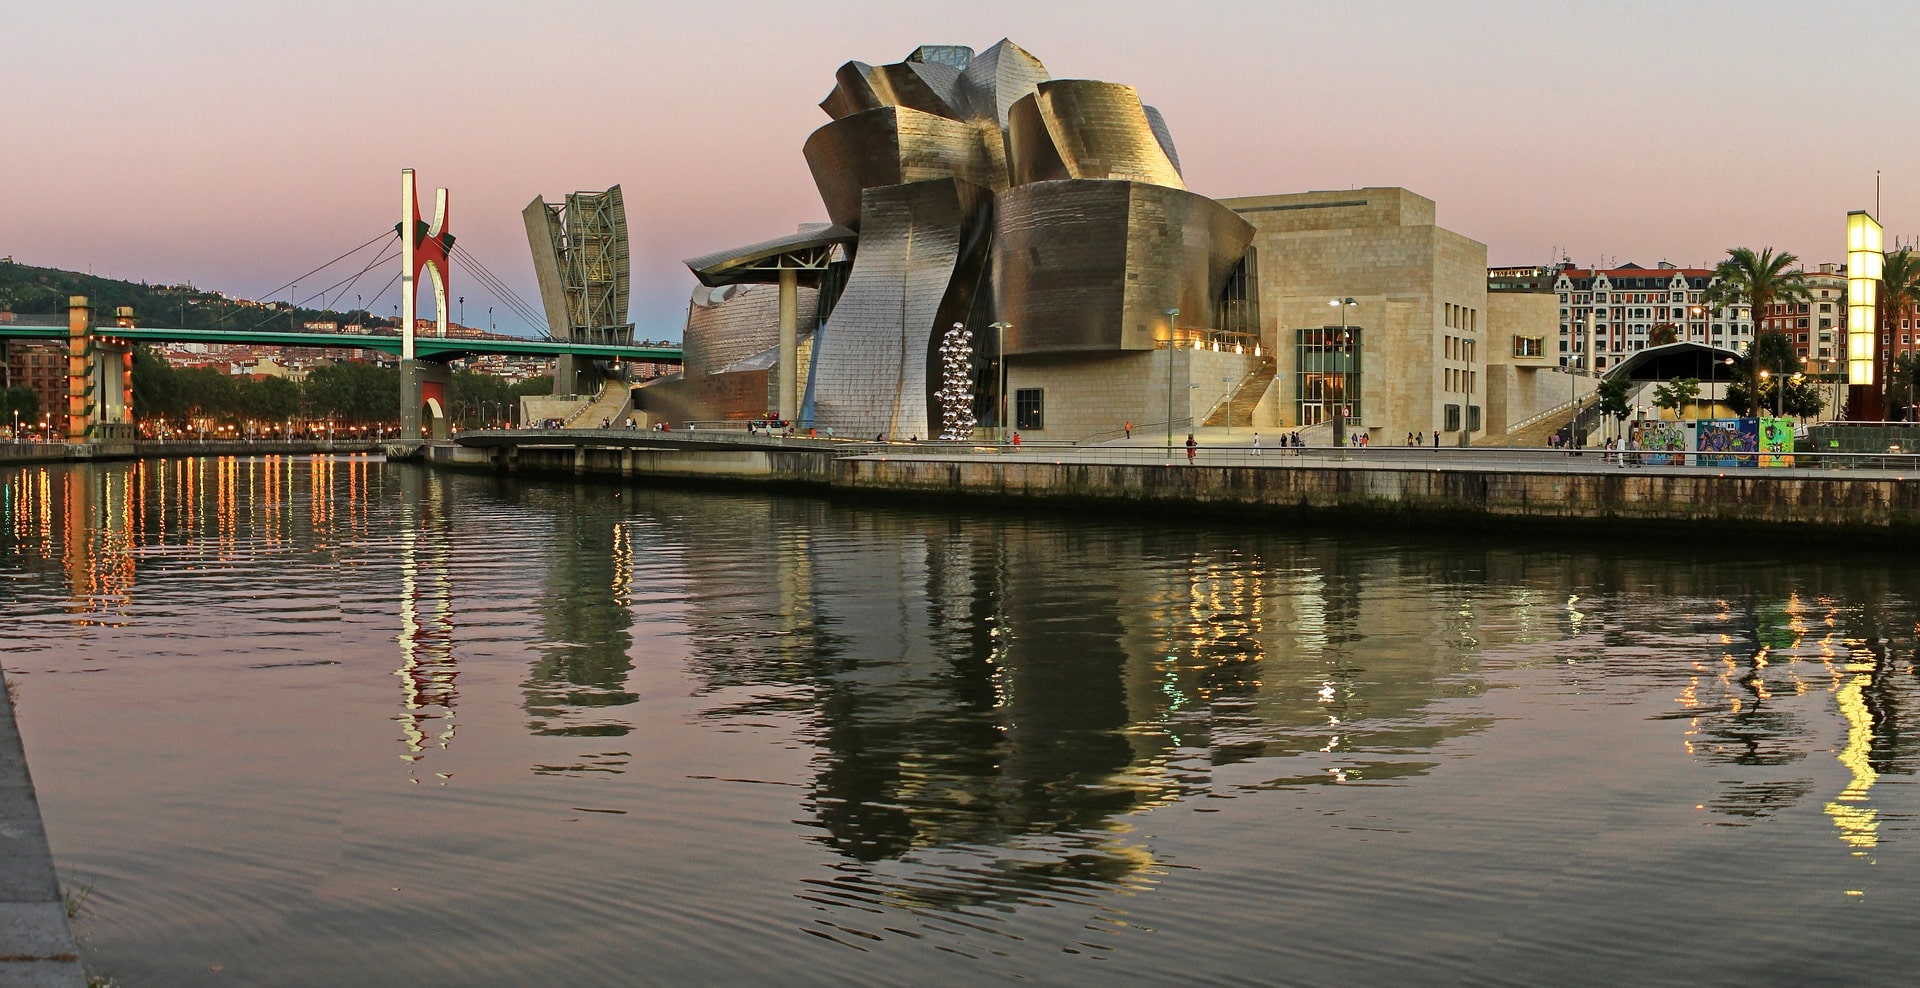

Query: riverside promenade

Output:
[429, 428, 1920, 543]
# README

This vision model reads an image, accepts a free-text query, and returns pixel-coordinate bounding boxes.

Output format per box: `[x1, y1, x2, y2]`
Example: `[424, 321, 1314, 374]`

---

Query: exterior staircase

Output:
[1203, 357, 1276, 428]
[565, 381, 633, 428]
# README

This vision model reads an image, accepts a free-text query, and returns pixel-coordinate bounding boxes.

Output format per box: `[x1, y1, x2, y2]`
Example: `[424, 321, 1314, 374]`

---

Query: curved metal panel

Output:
[1029, 81, 1184, 190]
[683, 282, 819, 382]
[804, 106, 1002, 230]
[993, 181, 1252, 355]
[820, 61, 883, 120]
[1141, 105, 1181, 177]
[1005, 93, 1069, 186]
[960, 38, 1049, 129]
[808, 179, 991, 438]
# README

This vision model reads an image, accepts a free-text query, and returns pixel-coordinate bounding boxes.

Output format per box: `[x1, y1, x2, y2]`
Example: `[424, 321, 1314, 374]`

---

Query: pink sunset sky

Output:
[6, 0, 1917, 339]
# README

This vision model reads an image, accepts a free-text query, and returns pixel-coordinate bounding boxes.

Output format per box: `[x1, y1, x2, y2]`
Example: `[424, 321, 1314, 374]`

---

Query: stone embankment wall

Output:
[0, 440, 381, 464]
[428, 439, 1920, 542]
[838, 458, 1920, 538]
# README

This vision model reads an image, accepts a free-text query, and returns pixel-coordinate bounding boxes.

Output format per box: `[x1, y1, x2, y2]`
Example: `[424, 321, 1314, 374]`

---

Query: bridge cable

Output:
[451, 246, 546, 333]
[207, 230, 395, 328]
[449, 245, 549, 337]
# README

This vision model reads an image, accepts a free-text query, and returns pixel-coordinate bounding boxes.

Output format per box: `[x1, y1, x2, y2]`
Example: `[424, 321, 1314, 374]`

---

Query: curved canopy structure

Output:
[683, 225, 855, 287]
[1601, 341, 1744, 381]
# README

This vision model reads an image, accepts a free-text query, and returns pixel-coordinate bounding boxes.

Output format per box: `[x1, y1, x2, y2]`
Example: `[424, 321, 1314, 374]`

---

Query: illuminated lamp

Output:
[1847, 210, 1883, 386]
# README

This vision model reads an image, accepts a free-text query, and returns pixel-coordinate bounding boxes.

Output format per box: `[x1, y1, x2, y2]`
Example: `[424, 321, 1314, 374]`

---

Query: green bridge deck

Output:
[0, 324, 682, 363]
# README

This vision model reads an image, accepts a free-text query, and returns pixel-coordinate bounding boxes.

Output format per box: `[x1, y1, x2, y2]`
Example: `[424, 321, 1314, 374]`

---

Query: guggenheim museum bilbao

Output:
[649, 40, 1561, 443]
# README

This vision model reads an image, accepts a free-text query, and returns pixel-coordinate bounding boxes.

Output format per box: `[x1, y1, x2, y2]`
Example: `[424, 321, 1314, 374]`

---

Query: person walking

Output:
[1185, 433, 1197, 464]
[1252, 432, 1261, 456]
[1124, 421, 1132, 439]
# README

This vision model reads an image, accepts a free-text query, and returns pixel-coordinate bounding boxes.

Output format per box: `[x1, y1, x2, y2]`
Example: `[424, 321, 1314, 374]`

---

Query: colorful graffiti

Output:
[1698, 418, 1761, 467]
[1630, 420, 1689, 466]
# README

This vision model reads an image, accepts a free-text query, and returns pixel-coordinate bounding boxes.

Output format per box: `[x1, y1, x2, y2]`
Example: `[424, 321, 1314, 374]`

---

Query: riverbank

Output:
[0, 439, 382, 465]
[423, 433, 1920, 544]
[0, 666, 84, 987]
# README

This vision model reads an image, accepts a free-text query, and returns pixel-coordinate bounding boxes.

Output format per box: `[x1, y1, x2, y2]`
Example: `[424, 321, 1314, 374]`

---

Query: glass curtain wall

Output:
[1295, 326, 1362, 426]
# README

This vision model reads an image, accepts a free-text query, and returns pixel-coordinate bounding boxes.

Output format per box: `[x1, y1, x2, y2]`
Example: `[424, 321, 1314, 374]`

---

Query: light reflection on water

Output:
[1, 457, 1918, 985]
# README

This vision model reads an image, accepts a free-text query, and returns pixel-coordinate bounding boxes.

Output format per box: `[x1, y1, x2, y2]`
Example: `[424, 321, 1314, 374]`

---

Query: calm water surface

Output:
[2, 456, 1918, 985]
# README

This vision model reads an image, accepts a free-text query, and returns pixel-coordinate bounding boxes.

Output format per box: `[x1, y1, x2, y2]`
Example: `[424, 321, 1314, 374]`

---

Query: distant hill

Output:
[0, 258, 392, 332]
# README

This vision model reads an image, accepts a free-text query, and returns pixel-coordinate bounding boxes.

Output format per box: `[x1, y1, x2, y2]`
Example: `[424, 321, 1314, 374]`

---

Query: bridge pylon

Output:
[399, 168, 456, 441]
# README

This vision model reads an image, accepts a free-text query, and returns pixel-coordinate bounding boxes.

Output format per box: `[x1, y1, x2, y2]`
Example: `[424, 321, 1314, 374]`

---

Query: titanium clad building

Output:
[670, 39, 1257, 439]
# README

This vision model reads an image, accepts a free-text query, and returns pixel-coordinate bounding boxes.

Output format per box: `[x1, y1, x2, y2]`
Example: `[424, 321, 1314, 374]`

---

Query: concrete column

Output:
[778, 268, 798, 422]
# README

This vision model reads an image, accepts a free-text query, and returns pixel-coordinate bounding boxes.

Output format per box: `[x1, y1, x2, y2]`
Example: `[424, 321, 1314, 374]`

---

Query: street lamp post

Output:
[989, 321, 1012, 439]
[1163, 308, 1179, 451]
[1329, 298, 1356, 446]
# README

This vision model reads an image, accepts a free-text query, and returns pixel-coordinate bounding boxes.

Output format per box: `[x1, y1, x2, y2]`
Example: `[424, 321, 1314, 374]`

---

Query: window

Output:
[1467, 405, 1482, 432]
[1444, 403, 1462, 431]
[1014, 388, 1044, 430]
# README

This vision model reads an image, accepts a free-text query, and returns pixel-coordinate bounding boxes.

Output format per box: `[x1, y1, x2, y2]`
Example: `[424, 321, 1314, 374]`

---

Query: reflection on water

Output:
[2, 457, 1920, 984]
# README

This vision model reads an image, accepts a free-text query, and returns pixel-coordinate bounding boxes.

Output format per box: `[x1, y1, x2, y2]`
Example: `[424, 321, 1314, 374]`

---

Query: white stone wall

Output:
[1005, 347, 1256, 441]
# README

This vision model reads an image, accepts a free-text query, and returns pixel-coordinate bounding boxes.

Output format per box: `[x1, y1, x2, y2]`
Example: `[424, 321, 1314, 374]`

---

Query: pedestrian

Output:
[1125, 421, 1132, 439]
[600, 417, 609, 429]
[1252, 432, 1261, 456]
[1432, 431, 1439, 449]
[826, 426, 834, 439]
[1407, 432, 1415, 446]
[1186, 432, 1197, 464]
[1011, 431, 1021, 446]
[1417, 431, 1425, 446]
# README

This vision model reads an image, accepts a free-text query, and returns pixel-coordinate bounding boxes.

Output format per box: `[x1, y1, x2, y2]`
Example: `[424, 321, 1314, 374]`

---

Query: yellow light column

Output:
[1846, 210, 1883, 386]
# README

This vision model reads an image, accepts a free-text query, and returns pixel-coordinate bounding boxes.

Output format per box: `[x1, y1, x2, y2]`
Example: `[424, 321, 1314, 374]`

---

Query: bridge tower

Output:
[399, 168, 456, 440]
[63, 297, 136, 445]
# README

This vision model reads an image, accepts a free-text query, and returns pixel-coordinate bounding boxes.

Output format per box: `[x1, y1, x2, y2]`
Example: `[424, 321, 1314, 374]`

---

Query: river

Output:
[1, 456, 1916, 985]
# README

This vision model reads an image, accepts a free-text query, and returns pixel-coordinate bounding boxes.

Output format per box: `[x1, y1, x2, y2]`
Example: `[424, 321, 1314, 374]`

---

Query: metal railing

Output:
[823, 440, 1920, 475]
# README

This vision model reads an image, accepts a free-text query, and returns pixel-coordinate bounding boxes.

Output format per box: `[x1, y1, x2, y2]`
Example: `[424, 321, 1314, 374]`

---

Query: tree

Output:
[1782, 376, 1825, 420]
[1888, 352, 1920, 421]
[1648, 323, 1680, 347]
[1595, 375, 1634, 430]
[1651, 377, 1700, 416]
[0, 386, 37, 430]
[1879, 250, 1920, 411]
[1705, 248, 1811, 343]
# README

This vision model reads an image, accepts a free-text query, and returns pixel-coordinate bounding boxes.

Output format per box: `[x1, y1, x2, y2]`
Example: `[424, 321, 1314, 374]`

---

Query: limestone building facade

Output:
[1219, 188, 1499, 444]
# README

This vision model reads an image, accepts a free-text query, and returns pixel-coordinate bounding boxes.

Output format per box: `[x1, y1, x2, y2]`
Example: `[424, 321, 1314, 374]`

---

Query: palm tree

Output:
[1705, 247, 1812, 344]
[1878, 249, 1920, 413]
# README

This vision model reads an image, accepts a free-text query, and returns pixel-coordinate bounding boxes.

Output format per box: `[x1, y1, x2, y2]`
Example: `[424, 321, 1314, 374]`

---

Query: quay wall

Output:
[0, 440, 382, 465]
[427, 440, 1920, 542]
[837, 458, 1920, 538]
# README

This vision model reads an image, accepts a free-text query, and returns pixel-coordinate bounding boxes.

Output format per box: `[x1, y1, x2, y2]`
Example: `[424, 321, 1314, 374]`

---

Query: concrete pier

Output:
[0, 669, 84, 987]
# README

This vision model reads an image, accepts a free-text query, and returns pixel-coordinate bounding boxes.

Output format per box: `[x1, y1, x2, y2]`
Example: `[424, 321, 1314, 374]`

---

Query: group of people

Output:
[1404, 432, 1441, 447]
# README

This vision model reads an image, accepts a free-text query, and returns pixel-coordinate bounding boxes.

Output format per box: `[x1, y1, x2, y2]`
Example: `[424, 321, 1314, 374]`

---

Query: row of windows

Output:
[1444, 368, 1477, 394]
[1561, 291, 1705, 305]
[1441, 404, 1482, 432]
[1442, 334, 1476, 363]
[1444, 303, 1478, 333]
[1513, 336, 1544, 357]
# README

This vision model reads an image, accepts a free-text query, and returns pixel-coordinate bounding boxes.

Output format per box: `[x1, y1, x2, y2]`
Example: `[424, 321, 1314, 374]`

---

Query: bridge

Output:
[14, 168, 684, 444]
[0, 324, 682, 363]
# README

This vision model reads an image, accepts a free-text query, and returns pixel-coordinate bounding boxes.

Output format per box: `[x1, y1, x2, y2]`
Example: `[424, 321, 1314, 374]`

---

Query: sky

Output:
[7, 0, 1920, 340]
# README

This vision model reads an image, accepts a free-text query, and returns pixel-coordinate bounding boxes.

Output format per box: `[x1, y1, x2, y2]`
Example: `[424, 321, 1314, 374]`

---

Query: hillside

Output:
[0, 258, 392, 332]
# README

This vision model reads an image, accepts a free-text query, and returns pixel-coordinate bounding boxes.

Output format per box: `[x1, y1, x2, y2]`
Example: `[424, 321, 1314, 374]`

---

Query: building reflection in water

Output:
[660, 504, 1518, 924]
[395, 468, 459, 779]
[518, 487, 638, 739]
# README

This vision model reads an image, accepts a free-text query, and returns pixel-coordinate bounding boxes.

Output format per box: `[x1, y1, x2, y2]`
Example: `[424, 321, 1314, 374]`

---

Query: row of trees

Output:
[129, 347, 549, 429]
[1706, 245, 1920, 418]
